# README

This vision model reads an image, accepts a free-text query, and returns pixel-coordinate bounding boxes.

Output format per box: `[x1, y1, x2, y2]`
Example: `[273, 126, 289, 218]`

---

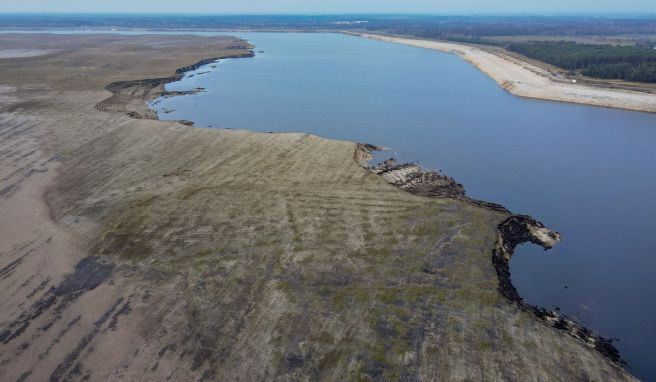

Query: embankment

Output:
[355, 143, 624, 365]
[352, 32, 656, 113]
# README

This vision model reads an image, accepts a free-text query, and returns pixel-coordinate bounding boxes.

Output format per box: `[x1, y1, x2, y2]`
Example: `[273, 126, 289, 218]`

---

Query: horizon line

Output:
[1, 11, 656, 17]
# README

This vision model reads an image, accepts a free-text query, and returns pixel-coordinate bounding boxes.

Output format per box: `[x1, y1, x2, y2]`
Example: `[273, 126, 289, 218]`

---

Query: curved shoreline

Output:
[350, 32, 656, 114]
[137, 47, 627, 366]
[95, 51, 255, 120]
[110, 39, 627, 369]
[494, 216, 623, 363]
[354, 144, 624, 365]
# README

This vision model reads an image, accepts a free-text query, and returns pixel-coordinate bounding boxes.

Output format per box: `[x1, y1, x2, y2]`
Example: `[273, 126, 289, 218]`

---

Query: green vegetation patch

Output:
[508, 40, 656, 83]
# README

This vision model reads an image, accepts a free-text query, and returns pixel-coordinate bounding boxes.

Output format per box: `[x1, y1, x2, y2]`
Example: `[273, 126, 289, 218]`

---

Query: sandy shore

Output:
[355, 32, 656, 113]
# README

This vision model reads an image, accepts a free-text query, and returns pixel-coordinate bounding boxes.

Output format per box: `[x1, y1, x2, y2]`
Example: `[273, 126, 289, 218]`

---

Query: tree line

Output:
[507, 41, 656, 83]
[3, 14, 656, 37]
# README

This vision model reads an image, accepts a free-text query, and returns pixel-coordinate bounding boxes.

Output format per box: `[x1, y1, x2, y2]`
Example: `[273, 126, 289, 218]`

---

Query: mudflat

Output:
[0, 33, 636, 381]
[356, 32, 656, 114]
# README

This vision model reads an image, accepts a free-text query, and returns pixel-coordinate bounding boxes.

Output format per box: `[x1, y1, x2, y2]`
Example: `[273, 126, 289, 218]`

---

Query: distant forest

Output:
[508, 41, 656, 83]
[2, 14, 656, 37]
[3, 14, 656, 83]
[365, 16, 656, 39]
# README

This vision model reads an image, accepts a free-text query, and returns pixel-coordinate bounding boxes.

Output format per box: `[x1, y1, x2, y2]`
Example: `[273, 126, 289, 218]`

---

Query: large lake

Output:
[151, 32, 656, 379]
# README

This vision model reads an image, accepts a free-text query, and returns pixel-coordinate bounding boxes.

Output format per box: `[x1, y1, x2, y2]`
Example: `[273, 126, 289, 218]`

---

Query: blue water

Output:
[151, 32, 656, 380]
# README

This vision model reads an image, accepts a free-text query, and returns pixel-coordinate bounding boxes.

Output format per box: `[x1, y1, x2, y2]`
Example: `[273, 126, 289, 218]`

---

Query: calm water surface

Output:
[152, 32, 653, 380]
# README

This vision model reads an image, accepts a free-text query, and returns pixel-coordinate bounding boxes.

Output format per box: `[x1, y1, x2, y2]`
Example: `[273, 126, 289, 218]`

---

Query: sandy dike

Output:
[354, 32, 656, 113]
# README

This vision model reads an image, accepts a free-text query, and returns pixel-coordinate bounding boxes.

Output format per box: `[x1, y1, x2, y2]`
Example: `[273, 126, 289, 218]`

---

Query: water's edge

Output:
[95, 50, 255, 121]
[346, 31, 656, 114]
[354, 144, 624, 365]
[92, 36, 627, 368]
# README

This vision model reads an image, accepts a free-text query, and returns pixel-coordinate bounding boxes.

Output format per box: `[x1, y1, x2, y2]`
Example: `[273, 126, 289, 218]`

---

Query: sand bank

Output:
[355, 33, 656, 113]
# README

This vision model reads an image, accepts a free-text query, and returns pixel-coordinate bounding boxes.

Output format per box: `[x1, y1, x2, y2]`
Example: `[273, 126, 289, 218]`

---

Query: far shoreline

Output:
[6, 27, 654, 114]
[347, 31, 656, 114]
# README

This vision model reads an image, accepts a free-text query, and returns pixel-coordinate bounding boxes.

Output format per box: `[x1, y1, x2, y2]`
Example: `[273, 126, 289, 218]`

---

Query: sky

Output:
[0, 0, 655, 15]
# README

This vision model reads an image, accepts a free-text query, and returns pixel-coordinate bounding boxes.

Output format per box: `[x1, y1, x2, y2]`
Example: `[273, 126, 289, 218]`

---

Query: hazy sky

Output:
[0, 0, 654, 14]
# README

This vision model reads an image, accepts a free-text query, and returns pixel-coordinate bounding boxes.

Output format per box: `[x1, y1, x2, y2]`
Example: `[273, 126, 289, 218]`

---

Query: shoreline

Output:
[96, 51, 255, 120]
[146, 44, 626, 366]
[11, 28, 656, 113]
[134, 34, 628, 367]
[354, 144, 624, 365]
[350, 32, 656, 114]
[0, 33, 636, 380]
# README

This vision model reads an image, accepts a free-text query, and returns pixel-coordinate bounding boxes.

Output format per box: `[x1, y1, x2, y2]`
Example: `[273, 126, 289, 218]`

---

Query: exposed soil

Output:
[95, 51, 254, 120]
[356, 144, 625, 366]
[493, 216, 622, 363]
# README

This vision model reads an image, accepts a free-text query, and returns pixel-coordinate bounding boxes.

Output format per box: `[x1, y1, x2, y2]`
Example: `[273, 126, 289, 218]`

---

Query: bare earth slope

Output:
[0, 34, 636, 381]
[355, 32, 656, 114]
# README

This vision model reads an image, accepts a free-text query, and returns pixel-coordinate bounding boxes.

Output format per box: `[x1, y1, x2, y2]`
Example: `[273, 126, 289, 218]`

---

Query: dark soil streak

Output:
[48, 297, 125, 382]
[1, 257, 114, 344]
[38, 315, 82, 361]
[108, 300, 132, 331]
[0, 250, 30, 279]
[26, 277, 51, 299]
[494, 215, 623, 364]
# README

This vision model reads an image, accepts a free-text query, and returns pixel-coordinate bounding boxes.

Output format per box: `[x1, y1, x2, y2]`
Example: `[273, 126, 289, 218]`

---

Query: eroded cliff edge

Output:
[95, 50, 254, 121]
[356, 143, 624, 366]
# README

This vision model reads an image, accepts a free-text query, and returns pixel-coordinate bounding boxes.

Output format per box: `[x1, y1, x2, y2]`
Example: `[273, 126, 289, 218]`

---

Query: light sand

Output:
[356, 33, 656, 113]
[0, 49, 54, 59]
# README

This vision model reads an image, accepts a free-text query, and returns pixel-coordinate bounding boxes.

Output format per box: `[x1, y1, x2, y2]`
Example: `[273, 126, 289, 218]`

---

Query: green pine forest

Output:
[507, 41, 656, 83]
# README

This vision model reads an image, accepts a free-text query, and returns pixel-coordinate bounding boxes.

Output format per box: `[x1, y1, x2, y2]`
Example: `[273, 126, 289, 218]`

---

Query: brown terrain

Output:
[0, 33, 637, 381]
